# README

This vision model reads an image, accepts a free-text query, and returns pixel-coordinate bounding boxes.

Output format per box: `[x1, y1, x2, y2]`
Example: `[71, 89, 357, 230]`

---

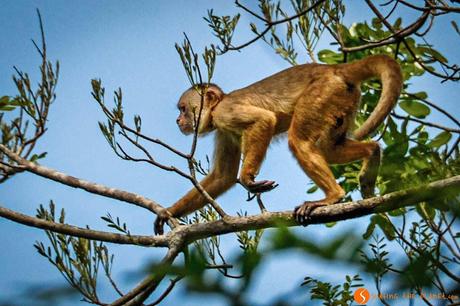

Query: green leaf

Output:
[384, 140, 408, 159]
[30, 152, 48, 162]
[372, 214, 395, 240]
[307, 185, 318, 194]
[388, 207, 406, 216]
[412, 91, 427, 100]
[428, 131, 452, 148]
[399, 100, 430, 118]
[317, 49, 343, 64]
[0, 106, 15, 111]
[0, 96, 9, 105]
[363, 221, 376, 239]
[416, 202, 436, 221]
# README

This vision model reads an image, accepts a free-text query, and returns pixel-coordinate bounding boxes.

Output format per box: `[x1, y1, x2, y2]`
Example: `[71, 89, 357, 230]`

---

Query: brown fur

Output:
[155, 54, 402, 233]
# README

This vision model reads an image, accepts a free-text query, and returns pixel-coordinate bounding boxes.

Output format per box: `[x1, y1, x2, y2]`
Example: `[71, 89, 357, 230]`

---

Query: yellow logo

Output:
[354, 288, 370, 304]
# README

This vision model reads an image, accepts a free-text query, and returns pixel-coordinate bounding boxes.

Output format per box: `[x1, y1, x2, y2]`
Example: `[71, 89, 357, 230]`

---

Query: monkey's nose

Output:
[176, 118, 180, 124]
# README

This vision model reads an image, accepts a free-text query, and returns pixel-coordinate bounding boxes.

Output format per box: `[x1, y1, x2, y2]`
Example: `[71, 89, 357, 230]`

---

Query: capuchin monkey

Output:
[154, 54, 402, 234]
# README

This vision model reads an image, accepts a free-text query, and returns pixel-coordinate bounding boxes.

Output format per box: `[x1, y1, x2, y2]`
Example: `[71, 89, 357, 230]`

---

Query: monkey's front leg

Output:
[239, 112, 277, 194]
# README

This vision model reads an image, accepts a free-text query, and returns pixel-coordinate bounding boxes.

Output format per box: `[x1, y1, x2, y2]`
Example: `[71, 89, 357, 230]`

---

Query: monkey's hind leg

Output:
[288, 132, 346, 224]
[324, 139, 381, 199]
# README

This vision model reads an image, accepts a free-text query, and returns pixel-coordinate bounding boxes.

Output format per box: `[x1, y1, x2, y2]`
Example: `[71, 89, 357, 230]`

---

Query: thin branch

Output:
[0, 144, 163, 214]
[147, 276, 184, 306]
[391, 113, 460, 133]
[0, 205, 168, 247]
[365, 0, 460, 81]
[113, 246, 183, 306]
[224, 0, 326, 52]
[341, 8, 430, 52]
[235, 0, 266, 22]
[405, 93, 460, 128]
[397, 0, 460, 13]
[116, 132, 228, 219]
[92, 91, 188, 159]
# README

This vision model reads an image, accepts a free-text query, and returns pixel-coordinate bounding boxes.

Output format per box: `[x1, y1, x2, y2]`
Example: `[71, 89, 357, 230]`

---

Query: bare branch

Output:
[146, 276, 183, 306]
[391, 113, 460, 133]
[0, 205, 168, 247]
[0, 144, 164, 214]
[177, 176, 460, 243]
[224, 0, 326, 52]
[111, 247, 183, 306]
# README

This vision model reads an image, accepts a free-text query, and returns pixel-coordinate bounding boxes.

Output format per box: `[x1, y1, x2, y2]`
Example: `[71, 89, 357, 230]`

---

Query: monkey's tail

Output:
[344, 55, 403, 140]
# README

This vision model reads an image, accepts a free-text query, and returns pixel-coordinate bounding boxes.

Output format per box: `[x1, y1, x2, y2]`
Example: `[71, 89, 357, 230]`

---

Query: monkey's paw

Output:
[359, 177, 376, 199]
[154, 208, 172, 235]
[293, 201, 327, 225]
[244, 180, 278, 193]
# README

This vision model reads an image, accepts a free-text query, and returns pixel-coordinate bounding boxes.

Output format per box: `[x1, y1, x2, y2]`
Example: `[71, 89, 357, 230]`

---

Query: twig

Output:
[365, 0, 460, 81]
[0, 205, 167, 246]
[405, 93, 460, 128]
[123, 246, 183, 306]
[224, 0, 326, 52]
[391, 113, 460, 133]
[0, 144, 164, 214]
[147, 276, 184, 306]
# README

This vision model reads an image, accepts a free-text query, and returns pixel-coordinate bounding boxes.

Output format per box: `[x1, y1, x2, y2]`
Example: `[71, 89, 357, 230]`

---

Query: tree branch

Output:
[0, 204, 168, 247]
[224, 0, 326, 52]
[110, 246, 183, 306]
[391, 113, 460, 133]
[173, 176, 460, 243]
[0, 144, 163, 214]
[341, 8, 430, 53]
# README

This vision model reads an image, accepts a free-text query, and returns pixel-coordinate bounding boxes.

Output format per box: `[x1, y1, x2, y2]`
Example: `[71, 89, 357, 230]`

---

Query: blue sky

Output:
[0, 1, 458, 305]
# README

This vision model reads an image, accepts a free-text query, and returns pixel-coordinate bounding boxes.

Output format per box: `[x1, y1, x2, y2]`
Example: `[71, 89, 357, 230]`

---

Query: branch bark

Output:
[0, 205, 168, 247]
[0, 144, 163, 214]
[170, 175, 460, 244]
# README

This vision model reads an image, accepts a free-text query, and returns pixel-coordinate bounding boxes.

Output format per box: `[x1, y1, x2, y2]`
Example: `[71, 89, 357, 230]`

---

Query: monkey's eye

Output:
[180, 106, 186, 113]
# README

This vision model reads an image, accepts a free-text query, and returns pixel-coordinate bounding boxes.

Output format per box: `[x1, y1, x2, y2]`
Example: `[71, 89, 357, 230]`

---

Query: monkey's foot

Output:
[294, 201, 328, 225]
[244, 180, 278, 193]
[154, 208, 172, 235]
[359, 184, 375, 199]
[359, 176, 376, 199]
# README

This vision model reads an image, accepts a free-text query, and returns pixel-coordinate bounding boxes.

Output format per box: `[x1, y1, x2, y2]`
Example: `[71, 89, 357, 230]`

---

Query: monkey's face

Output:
[176, 86, 223, 136]
[176, 91, 201, 135]
[176, 102, 194, 135]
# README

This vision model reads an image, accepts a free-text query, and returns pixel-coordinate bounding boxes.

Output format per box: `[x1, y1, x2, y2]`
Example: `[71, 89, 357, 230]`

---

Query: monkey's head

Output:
[176, 84, 224, 135]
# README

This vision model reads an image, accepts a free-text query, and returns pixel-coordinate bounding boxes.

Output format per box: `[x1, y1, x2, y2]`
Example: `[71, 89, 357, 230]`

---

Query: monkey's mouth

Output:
[178, 124, 194, 135]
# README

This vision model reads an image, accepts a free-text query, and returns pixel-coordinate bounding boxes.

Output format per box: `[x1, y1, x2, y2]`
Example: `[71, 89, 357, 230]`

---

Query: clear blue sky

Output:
[0, 1, 458, 305]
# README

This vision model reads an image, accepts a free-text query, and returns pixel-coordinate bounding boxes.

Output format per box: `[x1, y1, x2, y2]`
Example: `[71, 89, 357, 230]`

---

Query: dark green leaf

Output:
[399, 100, 430, 118]
[372, 214, 395, 240]
[363, 221, 376, 240]
[0, 106, 15, 111]
[428, 131, 452, 148]
[0, 96, 9, 105]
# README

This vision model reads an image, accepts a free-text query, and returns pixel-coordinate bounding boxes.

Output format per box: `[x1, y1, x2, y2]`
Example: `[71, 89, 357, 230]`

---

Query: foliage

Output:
[34, 202, 121, 304]
[301, 274, 363, 306]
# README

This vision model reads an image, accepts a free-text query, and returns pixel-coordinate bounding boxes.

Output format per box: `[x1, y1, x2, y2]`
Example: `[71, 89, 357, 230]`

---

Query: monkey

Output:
[154, 54, 402, 234]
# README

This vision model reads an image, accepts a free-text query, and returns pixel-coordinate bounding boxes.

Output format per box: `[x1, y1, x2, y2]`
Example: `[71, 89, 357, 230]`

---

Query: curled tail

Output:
[342, 55, 403, 140]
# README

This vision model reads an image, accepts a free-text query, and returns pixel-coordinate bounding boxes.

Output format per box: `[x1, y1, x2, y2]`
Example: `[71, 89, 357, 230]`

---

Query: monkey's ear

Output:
[205, 87, 223, 109]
